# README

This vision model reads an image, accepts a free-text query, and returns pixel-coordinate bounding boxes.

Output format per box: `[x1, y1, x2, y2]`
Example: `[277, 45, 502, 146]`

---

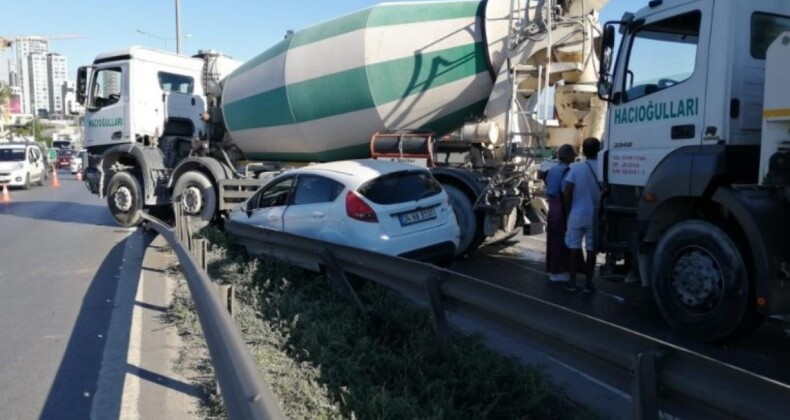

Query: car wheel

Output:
[36, 170, 45, 186]
[107, 171, 144, 227]
[173, 171, 217, 232]
[444, 184, 483, 256]
[651, 220, 761, 342]
[22, 173, 31, 190]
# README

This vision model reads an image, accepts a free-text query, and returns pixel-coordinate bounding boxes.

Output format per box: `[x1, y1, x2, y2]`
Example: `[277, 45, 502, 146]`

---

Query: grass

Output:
[165, 226, 595, 419]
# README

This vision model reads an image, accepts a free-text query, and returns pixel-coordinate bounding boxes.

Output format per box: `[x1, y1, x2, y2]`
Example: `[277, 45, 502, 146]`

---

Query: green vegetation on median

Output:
[166, 227, 595, 419]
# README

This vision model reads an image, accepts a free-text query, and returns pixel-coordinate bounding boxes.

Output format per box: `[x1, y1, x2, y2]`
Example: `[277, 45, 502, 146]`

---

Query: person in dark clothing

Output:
[544, 144, 576, 282]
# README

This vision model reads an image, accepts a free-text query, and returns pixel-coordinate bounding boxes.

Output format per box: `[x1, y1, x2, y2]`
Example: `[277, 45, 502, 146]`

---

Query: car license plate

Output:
[399, 207, 437, 226]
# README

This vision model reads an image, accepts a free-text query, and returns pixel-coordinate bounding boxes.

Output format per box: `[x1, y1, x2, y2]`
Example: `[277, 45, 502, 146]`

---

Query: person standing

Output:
[563, 138, 602, 293]
[544, 144, 576, 283]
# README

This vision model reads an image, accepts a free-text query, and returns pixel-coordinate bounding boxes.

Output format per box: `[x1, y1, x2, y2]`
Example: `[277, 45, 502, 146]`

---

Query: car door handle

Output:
[311, 211, 325, 219]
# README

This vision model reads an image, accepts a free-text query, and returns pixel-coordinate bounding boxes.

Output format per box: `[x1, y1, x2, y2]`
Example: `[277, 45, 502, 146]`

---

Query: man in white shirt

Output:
[562, 138, 602, 293]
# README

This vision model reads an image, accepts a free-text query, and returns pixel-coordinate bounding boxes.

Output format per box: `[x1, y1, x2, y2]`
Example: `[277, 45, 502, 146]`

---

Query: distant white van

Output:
[0, 143, 47, 189]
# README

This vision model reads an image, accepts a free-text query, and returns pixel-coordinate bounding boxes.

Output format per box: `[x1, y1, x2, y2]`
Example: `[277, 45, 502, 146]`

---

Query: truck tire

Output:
[107, 171, 144, 227]
[651, 220, 756, 342]
[445, 184, 482, 256]
[173, 171, 216, 231]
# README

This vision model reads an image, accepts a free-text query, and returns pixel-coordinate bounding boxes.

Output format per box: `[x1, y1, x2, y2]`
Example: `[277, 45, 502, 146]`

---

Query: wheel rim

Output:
[669, 246, 724, 312]
[114, 186, 133, 212]
[182, 186, 203, 215]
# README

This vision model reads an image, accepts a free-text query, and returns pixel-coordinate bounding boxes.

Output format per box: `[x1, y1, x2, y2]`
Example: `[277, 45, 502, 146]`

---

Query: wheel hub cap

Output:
[671, 248, 723, 311]
[182, 186, 203, 215]
[114, 186, 133, 212]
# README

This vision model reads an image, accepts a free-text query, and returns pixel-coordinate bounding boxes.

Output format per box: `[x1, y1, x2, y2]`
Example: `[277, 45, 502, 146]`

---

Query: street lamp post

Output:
[175, 0, 182, 54]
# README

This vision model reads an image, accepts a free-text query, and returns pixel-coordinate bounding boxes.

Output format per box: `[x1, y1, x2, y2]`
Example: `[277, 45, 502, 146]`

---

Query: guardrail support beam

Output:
[633, 350, 663, 420]
[426, 273, 450, 344]
[319, 248, 364, 311]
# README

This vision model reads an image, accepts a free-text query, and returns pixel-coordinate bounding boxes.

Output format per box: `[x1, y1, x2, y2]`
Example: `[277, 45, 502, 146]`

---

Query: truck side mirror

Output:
[76, 66, 90, 105]
[597, 24, 617, 102]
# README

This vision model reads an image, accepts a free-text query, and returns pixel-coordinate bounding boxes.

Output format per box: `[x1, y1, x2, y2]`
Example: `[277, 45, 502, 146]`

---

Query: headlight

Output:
[11, 163, 23, 170]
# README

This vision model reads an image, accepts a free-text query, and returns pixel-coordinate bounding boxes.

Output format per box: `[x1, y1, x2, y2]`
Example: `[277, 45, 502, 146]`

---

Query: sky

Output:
[1, 0, 633, 80]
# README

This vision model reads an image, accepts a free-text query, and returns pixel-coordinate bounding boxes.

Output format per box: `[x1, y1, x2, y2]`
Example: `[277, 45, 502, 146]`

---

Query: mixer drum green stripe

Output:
[224, 42, 488, 131]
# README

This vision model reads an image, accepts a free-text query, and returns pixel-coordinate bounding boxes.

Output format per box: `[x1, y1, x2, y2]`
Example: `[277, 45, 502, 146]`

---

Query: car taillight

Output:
[345, 191, 378, 223]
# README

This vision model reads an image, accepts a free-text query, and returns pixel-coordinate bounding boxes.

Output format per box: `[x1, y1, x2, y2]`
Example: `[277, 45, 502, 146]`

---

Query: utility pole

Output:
[175, 0, 182, 54]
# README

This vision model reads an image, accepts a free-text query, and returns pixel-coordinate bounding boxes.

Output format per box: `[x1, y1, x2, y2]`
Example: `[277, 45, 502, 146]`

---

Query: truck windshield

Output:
[0, 149, 26, 162]
[623, 11, 701, 102]
[89, 67, 122, 109]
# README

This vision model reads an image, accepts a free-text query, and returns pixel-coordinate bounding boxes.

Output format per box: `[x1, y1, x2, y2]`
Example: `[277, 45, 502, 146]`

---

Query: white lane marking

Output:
[90, 229, 141, 419]
[119, 269, 144, 419]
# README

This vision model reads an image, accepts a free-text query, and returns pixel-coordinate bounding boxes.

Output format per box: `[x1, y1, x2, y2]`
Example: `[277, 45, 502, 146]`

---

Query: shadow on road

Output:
[0, 201, 116, 227]
[38, 229, 192, 419]
[38, 233, 140, 418]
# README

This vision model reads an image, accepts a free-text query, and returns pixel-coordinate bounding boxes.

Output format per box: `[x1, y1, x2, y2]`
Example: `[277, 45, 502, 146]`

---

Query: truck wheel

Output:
[445, 185, 482, 256]
[107, 171, 144, 227]
[173, 171, 216, 231]
[651, 220, 756, 342]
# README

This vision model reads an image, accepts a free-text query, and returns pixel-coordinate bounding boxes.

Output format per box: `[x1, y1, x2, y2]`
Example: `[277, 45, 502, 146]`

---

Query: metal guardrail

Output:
[225, 219, 790, 420]
[142, 213, 284, 420]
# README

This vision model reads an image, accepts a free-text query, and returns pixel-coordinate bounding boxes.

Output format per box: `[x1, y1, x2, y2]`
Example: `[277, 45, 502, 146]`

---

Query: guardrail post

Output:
[319, 248, 364, 311]
[214, 284, 235, 318]
[426, 273, 450, 344]
[633, 350, 664, 420]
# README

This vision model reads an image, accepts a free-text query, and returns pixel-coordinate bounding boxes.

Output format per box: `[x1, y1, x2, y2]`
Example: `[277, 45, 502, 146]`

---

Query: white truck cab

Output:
[78, 47, 207, 150]
[596, 0, 790, 341]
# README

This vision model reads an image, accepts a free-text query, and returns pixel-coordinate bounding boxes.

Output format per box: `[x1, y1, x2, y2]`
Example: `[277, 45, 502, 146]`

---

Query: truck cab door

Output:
[83, 65, 129, 148]
[604, 1, 713, 188]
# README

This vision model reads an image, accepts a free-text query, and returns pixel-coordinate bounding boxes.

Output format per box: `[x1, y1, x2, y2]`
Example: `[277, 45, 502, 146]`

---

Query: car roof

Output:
[291, 159, 429, 188]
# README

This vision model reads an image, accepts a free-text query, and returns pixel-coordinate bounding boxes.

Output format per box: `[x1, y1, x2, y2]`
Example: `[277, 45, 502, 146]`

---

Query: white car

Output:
[70, 149, 86, 174]
[0, 143, 47, 189]
[230, 159, 460, 264]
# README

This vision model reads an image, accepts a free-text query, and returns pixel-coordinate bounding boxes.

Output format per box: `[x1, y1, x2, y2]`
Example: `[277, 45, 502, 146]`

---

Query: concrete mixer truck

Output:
[76, 0, 608, 256]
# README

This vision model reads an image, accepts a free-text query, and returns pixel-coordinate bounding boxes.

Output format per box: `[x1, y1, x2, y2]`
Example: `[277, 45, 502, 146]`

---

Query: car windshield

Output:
[357, 170, 442, 205]
[0, 148, 26, 162]
[58, 150, 73, 157]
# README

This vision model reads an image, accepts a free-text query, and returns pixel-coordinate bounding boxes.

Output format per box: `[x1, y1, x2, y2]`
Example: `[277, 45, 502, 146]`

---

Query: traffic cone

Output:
[1, 184, 11, 203]
[51, 167, 60, 188]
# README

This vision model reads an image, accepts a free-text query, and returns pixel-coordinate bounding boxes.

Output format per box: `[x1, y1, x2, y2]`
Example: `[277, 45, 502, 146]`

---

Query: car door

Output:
[27, 147, 41, 182]
[243, 176, 296, 230]
[282, 175, 346, 239]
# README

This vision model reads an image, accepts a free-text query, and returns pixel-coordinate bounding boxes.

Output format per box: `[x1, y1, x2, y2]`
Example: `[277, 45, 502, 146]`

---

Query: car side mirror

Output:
[597, 23, 617, 102]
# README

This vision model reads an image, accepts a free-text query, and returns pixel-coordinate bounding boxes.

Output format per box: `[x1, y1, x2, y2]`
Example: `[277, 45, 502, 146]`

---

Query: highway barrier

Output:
[224, 219, 790, 420]
[142, 211, 284, 420]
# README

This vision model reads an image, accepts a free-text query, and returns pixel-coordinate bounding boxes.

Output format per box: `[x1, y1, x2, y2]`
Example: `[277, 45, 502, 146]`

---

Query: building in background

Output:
[47, 53, 67, 115]
[28, 52, 49, 117]
[61, 80, 84, 115]
[8, 61, 18, 87]
[14, 37, 50, 115]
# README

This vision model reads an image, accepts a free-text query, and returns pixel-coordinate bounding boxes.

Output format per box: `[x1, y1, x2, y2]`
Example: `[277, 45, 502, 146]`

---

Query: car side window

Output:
[292, 175, 345, 206]
[252, 177, 295, 210]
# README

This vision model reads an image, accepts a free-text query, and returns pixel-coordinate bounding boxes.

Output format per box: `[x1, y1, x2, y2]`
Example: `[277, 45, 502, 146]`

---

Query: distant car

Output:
[56, 149, 73, 169]
[0, 143, 48, 189]
[70, 149, 86, 174]
[229, 159, 460, 264]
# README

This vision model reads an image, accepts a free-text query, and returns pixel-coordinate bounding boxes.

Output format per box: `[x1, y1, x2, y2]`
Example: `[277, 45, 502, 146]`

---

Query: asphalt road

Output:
[0, 172, 142, 419]
[451, 234, 790, 385]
